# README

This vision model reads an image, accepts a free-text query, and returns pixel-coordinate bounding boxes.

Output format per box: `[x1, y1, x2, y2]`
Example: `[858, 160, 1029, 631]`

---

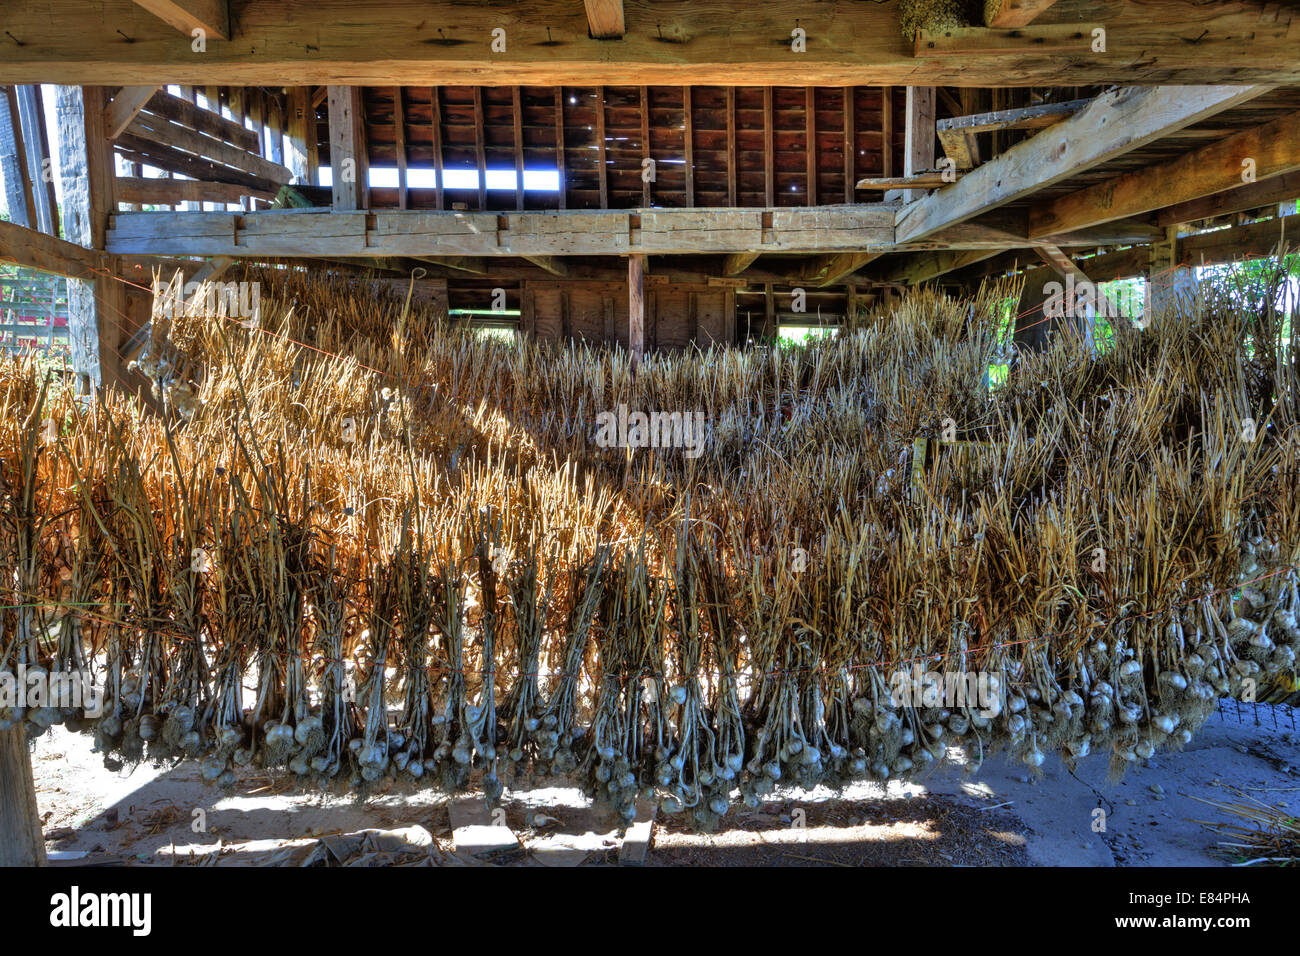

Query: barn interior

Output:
[1, 0, 1299, 870]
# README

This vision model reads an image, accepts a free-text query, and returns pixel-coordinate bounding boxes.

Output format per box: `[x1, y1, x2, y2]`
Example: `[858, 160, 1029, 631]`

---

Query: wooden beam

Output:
[114, 134, 281, 194]
[522, 255, 567, 277]
[124, 112, 292, 185]
[1156, 171, 1300, 227]
[596, 86, 608, 209]
[937, 98, 1089, 137]
[889, 87, 934, 203]
[0, 86, 36, 230]
[0, 727, 45, 866]
[1030, 110, 1300, 238]
[897, 86, 1272, 246]
[723, 251, 761, 275]
[130, 0, 229, 39]
[0, 217, 105, 277]
[860, 172, 949, 191]
[725, 87, 737, 207]
[472, 86, 487, 211]
[22, 85, 59, 235]
[327, 86, 368, 211]
[285, 86, 317, 186]
[512, 86, 525, 212]
[763, 87, 775, 208]
[805, 87, 817, 206]
[584, 0, 625, 39]
[7, 2, 1300, 87]
[143, 88, 261, 153]
[394, 87, 408, 210]
[985, 0, 1060, 28]
[104, 86, 160, 139]
[57, 86, 125, 391]
[881, 248, 1000, 285]
[917, 23, 1101, 57]
[554, 88, 567, 211]
[431, 87, 444, 210]
[115, 176, 277, 205]
[106, 205, 896, 258]
[881, 86, 893, 179]
[843, 87, 855, 204]
[640, 86, 651, 208]
[628, 253, 645, 369]
[800, 251, 880, 287]
[683, 87, 695, 209]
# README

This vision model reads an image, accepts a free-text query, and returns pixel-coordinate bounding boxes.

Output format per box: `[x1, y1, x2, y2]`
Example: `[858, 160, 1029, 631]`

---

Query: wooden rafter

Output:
[985, 0, 1060, 28]
[1030, 110, 1300, 238]
[897, 86, 1272, 245]
[583, 0, 625, 39]
[130, 0, 229, 38]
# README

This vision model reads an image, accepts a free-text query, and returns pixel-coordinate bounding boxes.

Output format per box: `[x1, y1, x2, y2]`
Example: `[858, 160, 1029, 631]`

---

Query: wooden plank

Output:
[522, 255, 567, 276]
[881, 248, 1002, 284]
[881, 86, 893, 179]
[640, 86, 651, 208]
[394, 87, 408, 210]
[843, 87, 855, 204]
[763, 86, 774, 208]
[725, 86, 737, 207]
[143, 89, 262, 153]
[104, 86, 160, 140]
[472, 87, 487, 211]
[683, 87, 695, 208]
[596, 86, 608, 209]
[512, 87, 525, 212]
[936, 98, 1088, 136]
[937, 128, 980, 171]
[901, 87, 934, 203]
[125, 112, 292, 184]
[131, 0, 229, 38]
[115, 176, 277, 205]
[285, 86, 317, 185]
[804, 87, 817, 206]
[1030, 110, 1300, 238]
[628, 253, 645, 368]
[584, 0, 625, 39]
[985, 0, 1060, 28]
[860, 172, 949, 190]
[897, 85, 1272, 245]
[327, 86, 368, 211]
[553, 88, 566, 211]
[431, 87, 444, 210]
[114, 133, 281, 193]
[1156, 171, 1300, 227]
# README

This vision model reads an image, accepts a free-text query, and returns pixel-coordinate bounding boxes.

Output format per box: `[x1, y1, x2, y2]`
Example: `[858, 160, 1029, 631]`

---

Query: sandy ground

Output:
[29, 700, 1298, 867]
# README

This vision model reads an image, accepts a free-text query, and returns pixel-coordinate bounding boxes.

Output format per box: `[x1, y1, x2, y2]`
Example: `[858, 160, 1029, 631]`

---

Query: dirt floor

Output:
[30, 700, 1298, 867]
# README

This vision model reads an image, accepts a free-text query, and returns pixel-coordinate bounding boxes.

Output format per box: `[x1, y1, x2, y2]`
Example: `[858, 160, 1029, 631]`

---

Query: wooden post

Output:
[0, 726, 46, 866]
[628, 254, 645, 370]
[1, 86, 37, 229]
[886, 86, 934, 203]
[285, 86, 317, 186]
[58, 85, 125, 393]
[327, 86, 368, 210]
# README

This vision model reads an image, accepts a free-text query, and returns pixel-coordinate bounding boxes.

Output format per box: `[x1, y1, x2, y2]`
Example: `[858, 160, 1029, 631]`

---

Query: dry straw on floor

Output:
[1, 260, 1298, 827]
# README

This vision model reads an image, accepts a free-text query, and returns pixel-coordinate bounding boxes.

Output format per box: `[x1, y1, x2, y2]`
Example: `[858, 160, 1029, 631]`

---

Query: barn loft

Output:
[0, 0, 1296, 383]
[1, 0, 1299, 871]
